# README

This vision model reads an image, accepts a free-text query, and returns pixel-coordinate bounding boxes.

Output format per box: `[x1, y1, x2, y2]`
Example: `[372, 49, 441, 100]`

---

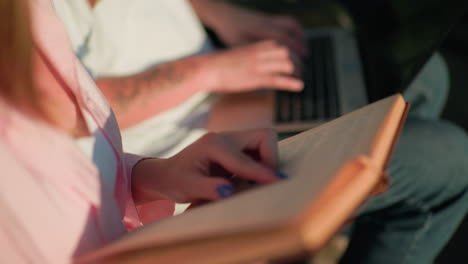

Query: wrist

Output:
[189, 53, 221, 93]
[131, 158, 168, 205]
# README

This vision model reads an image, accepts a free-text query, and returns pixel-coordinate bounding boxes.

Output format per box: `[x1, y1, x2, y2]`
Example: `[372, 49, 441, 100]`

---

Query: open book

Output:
[78, 95, 409, 264]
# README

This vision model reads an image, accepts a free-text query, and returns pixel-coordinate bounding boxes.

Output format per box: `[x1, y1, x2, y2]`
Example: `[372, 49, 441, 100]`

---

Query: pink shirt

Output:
[0, 0, 174, 262]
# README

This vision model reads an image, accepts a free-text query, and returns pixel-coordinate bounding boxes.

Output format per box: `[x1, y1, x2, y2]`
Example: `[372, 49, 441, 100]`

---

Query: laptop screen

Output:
[339, 0, 468, 101]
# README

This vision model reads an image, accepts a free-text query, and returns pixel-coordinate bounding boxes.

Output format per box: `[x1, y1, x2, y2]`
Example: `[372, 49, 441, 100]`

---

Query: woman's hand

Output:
[131, 129, 287, 205]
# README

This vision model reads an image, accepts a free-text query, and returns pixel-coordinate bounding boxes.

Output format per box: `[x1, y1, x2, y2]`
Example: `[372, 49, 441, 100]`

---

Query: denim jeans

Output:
[339, 118, 468, 264]
[403, 53, 449, 120]
[339, 54, 468, 263]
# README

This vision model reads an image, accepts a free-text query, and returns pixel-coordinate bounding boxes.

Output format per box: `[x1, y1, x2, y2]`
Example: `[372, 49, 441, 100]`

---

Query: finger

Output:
[273, 32, 307, 58]
[224, 128, 279, 170]
[253, 39, 282, 49]
[242, 40, 280, 55]
[190, 176, 235, 201]
[205, 135, 279, 184]
[250, 128, 279, 170]
[255, 75, 304, 92]
[257, 59, 295, 75]
[254, 28, 305, 58]
[256, 42, 290, 59]
[256, 46, 303, 77]
[274, 15, 306, 41]
[186, 176, 255, 209]
[273, 16, 307, 55]
[288, 50, 303, 77]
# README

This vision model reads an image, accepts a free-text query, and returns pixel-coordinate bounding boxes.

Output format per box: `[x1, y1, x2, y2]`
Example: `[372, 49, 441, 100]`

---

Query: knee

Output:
[390, 118, 468, 201]
[397, 118, 468, 161]
[404, 53, 449, 119]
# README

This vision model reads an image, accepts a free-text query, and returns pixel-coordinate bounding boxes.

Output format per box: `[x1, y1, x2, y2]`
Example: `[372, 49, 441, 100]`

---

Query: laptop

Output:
[207, 0, 468, 133]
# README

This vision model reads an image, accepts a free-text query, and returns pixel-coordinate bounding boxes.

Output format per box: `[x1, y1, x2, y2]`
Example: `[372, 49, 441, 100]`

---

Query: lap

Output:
[359, 117, 468, 215]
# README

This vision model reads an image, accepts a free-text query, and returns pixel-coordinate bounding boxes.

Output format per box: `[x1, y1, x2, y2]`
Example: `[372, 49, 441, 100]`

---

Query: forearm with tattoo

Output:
[114, 63, 183, 112]
[96, 57, 207, 129]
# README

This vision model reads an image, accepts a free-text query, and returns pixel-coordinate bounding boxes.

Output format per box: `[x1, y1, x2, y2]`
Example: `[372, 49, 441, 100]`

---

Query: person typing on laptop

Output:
[53, 0, 468, 263]
[53, 0, 306, 159]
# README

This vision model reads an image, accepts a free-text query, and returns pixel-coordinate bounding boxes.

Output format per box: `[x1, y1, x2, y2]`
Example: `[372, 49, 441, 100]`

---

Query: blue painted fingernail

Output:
[276, 171, 288, 179]
[217, 185, 235, 198]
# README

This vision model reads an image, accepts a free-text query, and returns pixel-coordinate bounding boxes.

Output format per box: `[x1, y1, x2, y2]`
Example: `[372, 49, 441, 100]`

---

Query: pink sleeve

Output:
[0, 153, 50, 263]
[0, 142, 104, 264]
[123, 153, 176, 227]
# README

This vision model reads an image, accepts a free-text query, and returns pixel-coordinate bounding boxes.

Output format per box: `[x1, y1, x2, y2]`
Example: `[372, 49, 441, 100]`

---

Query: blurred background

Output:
[221, 0, 468, 263]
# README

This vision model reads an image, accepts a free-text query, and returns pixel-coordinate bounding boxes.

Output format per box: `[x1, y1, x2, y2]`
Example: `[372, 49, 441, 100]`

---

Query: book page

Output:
[84, 95, 405, 260]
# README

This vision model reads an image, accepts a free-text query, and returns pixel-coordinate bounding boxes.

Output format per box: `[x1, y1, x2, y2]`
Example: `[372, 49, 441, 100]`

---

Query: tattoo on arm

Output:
[102, 62, 185, 114]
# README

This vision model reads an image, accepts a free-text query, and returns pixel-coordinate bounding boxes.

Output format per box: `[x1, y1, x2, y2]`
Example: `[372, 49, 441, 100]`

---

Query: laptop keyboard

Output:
[275, 36, 339, 123]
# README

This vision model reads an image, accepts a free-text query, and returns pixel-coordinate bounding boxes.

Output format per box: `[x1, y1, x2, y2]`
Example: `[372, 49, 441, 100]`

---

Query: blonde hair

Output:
[0, 0, 44, 115]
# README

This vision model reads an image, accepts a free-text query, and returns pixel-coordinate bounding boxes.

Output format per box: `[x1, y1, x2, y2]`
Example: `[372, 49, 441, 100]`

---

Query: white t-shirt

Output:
[53, 0, 214, 157]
